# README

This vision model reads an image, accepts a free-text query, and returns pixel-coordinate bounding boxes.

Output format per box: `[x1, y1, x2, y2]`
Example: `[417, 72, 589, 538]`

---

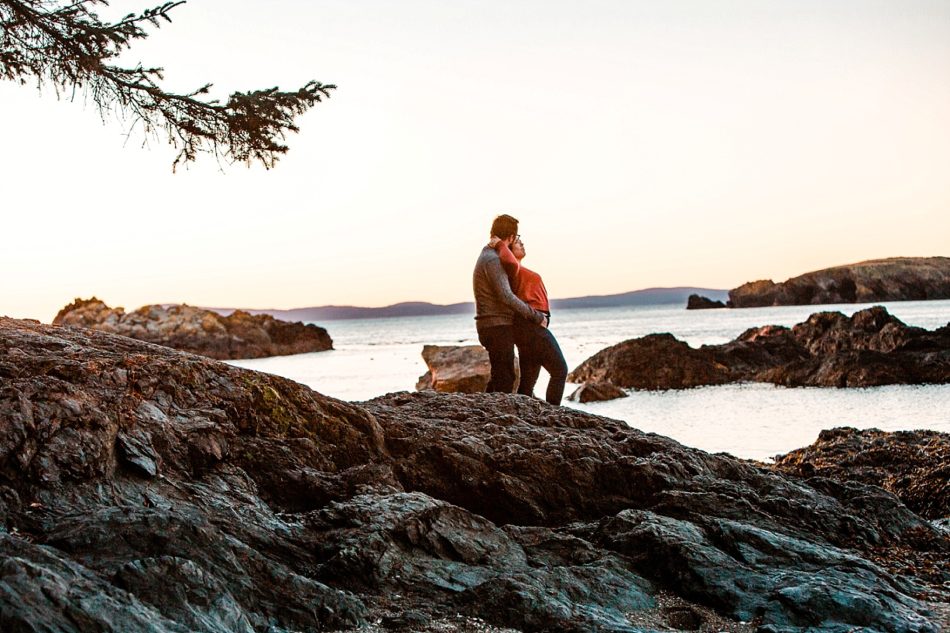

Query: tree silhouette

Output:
[0, 0, 334, 169]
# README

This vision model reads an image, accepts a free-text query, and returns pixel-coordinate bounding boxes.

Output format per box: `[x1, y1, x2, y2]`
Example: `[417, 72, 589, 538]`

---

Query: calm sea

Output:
[230, 299, 950, 461]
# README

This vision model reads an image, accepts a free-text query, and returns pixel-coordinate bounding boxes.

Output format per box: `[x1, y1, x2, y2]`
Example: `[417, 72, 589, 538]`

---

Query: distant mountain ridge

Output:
[208, 287, 729, 322]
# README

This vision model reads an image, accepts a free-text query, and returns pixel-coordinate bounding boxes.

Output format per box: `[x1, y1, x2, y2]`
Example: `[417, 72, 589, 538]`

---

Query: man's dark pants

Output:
[478, 325, 516, 393]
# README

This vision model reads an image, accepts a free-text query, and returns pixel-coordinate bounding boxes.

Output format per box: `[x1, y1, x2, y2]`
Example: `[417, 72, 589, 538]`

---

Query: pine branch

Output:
[0, 0, 334, 169]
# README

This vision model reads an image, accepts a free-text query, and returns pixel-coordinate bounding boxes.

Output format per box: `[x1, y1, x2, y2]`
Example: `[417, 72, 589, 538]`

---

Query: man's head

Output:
[490, 214, 519, 242]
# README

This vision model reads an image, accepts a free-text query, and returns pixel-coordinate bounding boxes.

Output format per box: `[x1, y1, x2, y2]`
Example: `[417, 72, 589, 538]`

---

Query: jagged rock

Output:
[52, 297, 332, 360]
[727, 256, 950, 307]
[416, 344, 518, 393]
[772, 427, 950, 521]
[686, 294, 726, 310]
[568, 381, 628, 403]
[0, 317, 946, 632]
[569, 306, 950, 389]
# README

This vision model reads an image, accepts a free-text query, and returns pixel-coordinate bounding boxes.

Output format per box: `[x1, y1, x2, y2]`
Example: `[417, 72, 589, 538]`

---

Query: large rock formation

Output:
[727, 257, 950, 307]
[773, 427, 950, 521]
[1, 316, 947, 632]
[52, 297, 332, 360]
[569, 306, 950, 389]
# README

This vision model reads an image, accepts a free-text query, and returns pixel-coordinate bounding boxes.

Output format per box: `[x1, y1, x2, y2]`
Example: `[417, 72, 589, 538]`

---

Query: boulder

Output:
[416, 344, 518, 393]
[0, 316, 946, 632]
[568, 333, 735, 390]
[686, 294, 726, 310]
[52, 297, 332, 360]
[568, 381, 628, 403]
[727, 256, 950, 307]
[569, 306, 950, 389]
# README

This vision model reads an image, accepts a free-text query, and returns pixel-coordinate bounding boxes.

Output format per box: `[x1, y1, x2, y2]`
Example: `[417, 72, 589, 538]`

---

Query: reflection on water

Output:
[230, 299, 950, 461]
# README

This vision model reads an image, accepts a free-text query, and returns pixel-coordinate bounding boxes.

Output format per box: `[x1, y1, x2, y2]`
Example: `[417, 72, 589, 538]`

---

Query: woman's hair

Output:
[490, 214, 519, 240]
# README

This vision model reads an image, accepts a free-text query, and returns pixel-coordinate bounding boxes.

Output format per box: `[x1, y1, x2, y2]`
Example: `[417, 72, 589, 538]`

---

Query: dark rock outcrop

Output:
[52, 297, 332, 360]
[727, 257, 950, 307]
[773, 427, 950, 521]
[568, 381, 628, 403]
[686, 294, 726, 310]
[1, 316, 947, 632]
[569, 306, 950, 389]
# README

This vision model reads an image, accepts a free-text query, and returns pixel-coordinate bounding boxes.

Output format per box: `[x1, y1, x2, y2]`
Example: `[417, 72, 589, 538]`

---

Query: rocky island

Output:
[727, 257, 950, 307]
[569, 306, 950, 390]
[1, 316, 947, 631]
[53, 297, 333, 360]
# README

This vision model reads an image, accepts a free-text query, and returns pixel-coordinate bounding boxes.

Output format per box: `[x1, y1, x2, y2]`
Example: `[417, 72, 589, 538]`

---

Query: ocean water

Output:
[230, 299, 950, 461]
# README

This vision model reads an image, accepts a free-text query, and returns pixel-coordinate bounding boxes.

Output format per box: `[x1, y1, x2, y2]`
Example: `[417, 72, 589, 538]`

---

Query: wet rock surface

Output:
[727, 257, 950, 307]
[1, 316, 947, 632]
[52, 297, 333, 360]
[569, 306, 950, 389]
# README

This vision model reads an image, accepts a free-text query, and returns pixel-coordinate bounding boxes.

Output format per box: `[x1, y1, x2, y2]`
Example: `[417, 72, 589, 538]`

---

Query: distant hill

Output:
[728, 257, 950, 308]
[208, 287, 729, 322]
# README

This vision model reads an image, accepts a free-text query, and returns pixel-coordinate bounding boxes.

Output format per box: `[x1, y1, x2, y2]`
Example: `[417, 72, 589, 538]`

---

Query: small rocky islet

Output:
[53, 297, 333, 360]
[1, 316, 948, 632]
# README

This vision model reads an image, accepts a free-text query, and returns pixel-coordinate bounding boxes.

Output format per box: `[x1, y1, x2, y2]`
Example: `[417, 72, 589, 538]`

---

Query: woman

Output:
[489, 235, 568, 405]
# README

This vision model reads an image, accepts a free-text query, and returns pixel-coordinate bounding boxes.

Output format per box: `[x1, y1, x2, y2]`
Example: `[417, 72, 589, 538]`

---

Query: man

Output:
[472, 214, 548, 393]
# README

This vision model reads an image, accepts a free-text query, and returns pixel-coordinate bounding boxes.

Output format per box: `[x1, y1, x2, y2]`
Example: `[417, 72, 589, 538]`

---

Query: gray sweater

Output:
[472, 246, 545, 332]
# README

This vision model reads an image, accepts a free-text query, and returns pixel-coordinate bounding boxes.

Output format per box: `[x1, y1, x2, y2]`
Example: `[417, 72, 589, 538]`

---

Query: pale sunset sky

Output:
[2, 0, 948, 322]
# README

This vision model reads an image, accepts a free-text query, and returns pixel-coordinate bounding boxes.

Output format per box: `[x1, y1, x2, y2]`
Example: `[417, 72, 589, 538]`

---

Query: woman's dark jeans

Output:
[514, 318, 568, 405]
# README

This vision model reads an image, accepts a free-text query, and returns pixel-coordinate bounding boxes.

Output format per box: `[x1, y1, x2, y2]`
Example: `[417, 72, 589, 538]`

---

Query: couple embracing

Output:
[472, 214, 568, 405]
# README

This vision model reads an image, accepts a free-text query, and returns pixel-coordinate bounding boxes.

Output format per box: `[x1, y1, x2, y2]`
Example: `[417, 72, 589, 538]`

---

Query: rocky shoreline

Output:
[569, 306, 950, 391]
[727, 257, 950, 308]
[1, 316, 947, 632]
[53, 297, 333, 360]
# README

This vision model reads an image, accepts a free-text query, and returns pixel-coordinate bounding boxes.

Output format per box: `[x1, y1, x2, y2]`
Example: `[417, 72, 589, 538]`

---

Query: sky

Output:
[2, 0, 949, 322]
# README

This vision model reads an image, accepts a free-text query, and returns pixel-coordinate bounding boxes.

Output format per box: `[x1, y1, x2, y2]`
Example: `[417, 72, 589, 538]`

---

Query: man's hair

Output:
[490, 214, 519, 240]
